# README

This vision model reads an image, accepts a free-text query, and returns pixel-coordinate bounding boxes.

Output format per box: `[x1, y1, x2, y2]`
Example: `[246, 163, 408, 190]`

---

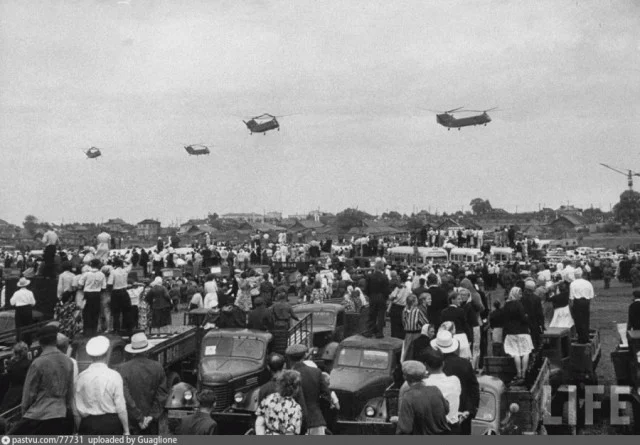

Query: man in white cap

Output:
[118, 333, 168, 435]
[10, 277, 36, 336]
[73, 336, 129, 435]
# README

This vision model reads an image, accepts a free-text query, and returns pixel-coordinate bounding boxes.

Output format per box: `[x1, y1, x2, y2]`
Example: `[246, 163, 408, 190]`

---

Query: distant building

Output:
[220, 213, 262, 222]
[136, 219, 161, 238]
[547, 214, 587, 231]
[103, 218, 130, 234]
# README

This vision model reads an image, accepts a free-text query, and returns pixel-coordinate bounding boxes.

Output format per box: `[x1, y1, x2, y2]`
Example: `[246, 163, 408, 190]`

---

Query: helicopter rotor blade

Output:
[446, 107, 465, 113]
[600, 163, 629, 176]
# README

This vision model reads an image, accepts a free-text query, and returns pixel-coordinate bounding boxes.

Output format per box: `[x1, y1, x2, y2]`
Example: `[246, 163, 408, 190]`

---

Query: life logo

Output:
[1, 435, 10, 445]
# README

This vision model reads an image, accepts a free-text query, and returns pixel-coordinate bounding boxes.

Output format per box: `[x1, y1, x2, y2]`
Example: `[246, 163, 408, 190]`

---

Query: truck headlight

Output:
[234, 392, 244, 404]
[365, 406, 376, 417]
[183, 391, 193, 401]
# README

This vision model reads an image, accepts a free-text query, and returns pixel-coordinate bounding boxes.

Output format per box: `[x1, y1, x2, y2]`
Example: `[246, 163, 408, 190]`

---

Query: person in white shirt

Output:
[95, 231, 111, 263]
[422, 346, 464, 431]
[108, 258, 133, 335]
[73, 336, 129, 435]
[78, 259, 107, 337]
[569, 268, 594, 343]
[11, 277, 36, 332]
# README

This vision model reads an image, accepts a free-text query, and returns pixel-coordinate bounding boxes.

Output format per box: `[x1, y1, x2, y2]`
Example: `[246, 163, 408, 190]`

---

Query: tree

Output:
[336, 208, 372, 231]
[470, 198, 493, 215]
[23, 215, 39, 235]
[382, 211, 402, 220]
[207, 213, 219, 226]
[614, 190, 640, 227]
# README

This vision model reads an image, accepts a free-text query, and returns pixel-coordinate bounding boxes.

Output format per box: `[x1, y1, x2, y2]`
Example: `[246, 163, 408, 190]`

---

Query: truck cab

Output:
[292, 303, 347, 372]
[330, 335, 403, 433]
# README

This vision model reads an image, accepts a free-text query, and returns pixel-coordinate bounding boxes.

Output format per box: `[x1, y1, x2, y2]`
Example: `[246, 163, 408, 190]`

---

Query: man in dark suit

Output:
[522, 280, 545, 348]
[177, 390, 217, 435]
[429, 330, 480, 435]
[247, 298, 272, 331]
[119, 333, 169, 435]
[426, 274, 448, 329]
[286, 344, 330, 435]
[628, 290, 640, 331]
[440, 292, 471, 342]
[364, 260, 390, 338]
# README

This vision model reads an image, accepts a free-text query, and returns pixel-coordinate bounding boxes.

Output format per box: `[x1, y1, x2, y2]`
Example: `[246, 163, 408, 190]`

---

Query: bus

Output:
[386, 246, 449, 267]
[490, 246, 514, 263]
[448, 248, 483, 264]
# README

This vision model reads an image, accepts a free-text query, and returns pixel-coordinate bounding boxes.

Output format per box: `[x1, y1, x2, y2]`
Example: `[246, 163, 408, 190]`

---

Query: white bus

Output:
[449, 247, 483, 264]
[490, 246, 514, 263]
[386, 246, 449, 267]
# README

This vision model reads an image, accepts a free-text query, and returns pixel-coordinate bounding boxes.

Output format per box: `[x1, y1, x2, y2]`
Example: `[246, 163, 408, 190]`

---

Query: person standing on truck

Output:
[569, 268, 594, 344]
[41, 227, 59, 279]
[119, 333, 169, 435]
[500, 287, 533, 384]
[78, 259, 107, 337]
[522, 280, 545, 349]
[95, 230, 111, 264]
[10, 277, 36, 337]
[73, 336, 129, 435]
[147, 277, 172, 331]
[363, 259, 390, 338]
[10, 325, 74, 435]
[286, 344, 329, 435]
[108, 258, 133, 335]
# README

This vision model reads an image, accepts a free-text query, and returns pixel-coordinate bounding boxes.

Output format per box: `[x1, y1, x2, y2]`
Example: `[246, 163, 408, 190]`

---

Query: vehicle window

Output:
[337, 348, 390, 370]
[203, 337, 265, 360]
[361, 350, 389, 369]
[475, 391, 497, 422]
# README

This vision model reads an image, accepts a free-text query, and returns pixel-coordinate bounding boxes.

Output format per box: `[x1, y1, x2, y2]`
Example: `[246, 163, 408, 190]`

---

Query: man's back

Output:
[118, 356, 168, 421]
[292, 362, 326, 428]
[247, 307, 272, 331]
[443, 353, 479, 416]
[22, 348, 73, 420]
[396, 384, 450, 435]
[427, 286, 448, 325]
[365, 271, 389, 298]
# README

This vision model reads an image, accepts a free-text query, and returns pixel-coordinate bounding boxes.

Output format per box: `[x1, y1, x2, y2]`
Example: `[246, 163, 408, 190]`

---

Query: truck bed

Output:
[145, 327, 200, 369]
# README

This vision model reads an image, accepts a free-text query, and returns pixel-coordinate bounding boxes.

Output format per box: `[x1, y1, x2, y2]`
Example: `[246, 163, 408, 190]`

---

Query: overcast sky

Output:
[1, 0, 639, 226]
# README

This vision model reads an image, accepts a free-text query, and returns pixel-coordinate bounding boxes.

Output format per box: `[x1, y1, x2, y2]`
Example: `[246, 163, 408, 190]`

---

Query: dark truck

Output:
[329, 335, 403, 434]
[167, 313, 313, 435]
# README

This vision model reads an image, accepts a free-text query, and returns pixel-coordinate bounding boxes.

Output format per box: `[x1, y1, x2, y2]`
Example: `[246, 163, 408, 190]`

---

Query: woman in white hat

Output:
[10, 277, 36, 333]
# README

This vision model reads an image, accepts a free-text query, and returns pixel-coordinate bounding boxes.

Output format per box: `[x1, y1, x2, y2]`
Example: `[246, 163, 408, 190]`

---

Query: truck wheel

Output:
[167, 371, 181, 388]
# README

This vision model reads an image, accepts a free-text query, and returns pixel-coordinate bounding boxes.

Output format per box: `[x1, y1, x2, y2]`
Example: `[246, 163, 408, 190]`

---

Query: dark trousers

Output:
[43, 245, 57, 279]
[111, 288, 132, 334]
[389, 304, 405, 339]
[460, 416, 472, 435]
[83, 292, 101, 336]
[604, 277, 611, 289]
[15, 305, 33, 343]
[131, 305, 139, 329]
[10, 416, 72, 435]
[79, 413, 123, 435]
[365, 295, 387, 337]
[573, 299, 591, 343]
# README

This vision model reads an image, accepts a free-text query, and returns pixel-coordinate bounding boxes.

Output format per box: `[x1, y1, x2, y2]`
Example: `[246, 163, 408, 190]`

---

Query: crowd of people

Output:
[4, 225, 640, 435]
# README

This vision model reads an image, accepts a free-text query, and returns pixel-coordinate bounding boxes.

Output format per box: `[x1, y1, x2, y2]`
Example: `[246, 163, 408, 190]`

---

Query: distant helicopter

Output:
[428, 107, 498, 131]
[81, 147, 103, 159]
[183, 144, 211, 156]
[242, 114, 296, 135]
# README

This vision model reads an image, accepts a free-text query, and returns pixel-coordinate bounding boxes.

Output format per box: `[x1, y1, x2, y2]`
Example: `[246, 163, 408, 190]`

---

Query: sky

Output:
[1, 0, 639, 226]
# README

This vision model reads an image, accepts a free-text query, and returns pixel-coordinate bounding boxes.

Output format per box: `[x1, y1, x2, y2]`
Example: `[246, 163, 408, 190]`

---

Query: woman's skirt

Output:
[550, 306, 574, 329]
[504, 334, 534, 357]
[54, 301, 83, 339]
[401, 332, 421, 362]
[152, 308, 172, 328]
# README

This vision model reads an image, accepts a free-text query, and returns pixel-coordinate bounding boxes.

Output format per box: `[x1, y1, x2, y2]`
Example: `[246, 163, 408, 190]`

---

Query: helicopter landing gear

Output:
[458, 128, 461, 131]
[484, 124, 487, 126]
[263, 132, 266, 135]
[448, 128, 450, 131]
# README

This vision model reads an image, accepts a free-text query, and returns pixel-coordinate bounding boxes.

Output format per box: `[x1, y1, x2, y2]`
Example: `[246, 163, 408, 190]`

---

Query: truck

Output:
[167, 313, 313, 435]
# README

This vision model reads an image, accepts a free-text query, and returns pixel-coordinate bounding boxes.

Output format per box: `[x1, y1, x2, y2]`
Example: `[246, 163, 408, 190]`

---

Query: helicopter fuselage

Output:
[244, 118, 280, 134]
[185, 146, 210, 155]
[437, 112, 491, 129]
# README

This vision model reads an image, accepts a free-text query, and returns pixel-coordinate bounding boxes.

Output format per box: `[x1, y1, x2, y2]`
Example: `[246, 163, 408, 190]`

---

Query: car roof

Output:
[203, 328, 273, 342]
[338, 334, 403, 351]
[292, 303, 344, 314]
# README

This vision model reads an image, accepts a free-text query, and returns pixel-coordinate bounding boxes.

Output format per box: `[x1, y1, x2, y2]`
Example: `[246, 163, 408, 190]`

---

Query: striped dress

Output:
[401, 307, 428, 362]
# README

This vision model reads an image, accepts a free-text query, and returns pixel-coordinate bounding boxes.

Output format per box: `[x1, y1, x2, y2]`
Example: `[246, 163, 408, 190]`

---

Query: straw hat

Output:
[430, 330, 459, 354]
[17, 277, 30, 288]
[125, 332, 154, 354]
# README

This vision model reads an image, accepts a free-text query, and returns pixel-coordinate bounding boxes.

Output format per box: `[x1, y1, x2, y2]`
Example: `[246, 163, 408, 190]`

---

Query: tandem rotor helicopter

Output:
[80, 147, 103, 159]
[426, 107, 499, 131]
[241, 113, 296, 135]
[182, 144, 211, 156]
